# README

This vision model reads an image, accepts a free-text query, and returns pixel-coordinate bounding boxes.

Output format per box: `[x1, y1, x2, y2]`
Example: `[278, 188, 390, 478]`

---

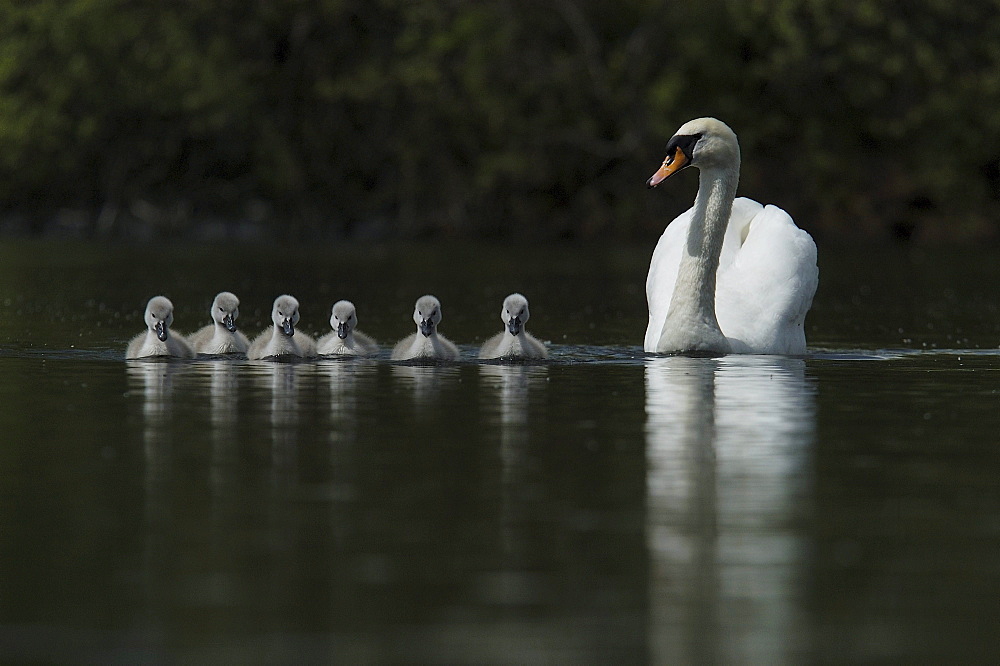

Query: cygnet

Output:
[390, 295, 459, 361]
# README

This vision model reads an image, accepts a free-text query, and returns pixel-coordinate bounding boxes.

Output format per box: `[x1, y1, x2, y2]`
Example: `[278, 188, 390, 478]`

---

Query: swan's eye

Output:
[665, 132, 703, 164]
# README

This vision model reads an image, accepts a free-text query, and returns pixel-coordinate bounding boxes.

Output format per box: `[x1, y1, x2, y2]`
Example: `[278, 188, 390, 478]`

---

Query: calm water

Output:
[1, 241, 999, 663]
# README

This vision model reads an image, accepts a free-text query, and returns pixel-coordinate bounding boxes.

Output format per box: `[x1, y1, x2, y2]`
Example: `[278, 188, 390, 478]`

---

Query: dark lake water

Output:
[1, 241, 999, 663]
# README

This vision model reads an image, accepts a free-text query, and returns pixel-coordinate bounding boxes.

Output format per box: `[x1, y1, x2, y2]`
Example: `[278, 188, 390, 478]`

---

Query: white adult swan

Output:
[478, 293, 547, 360]
[188, 291, 250, 355]
[247, 295, 317, 360]
[126, 296, 195, 359]
[644, 118, 818, 355]
[391, 295, 460, 361]
[317, 300, 379, 356]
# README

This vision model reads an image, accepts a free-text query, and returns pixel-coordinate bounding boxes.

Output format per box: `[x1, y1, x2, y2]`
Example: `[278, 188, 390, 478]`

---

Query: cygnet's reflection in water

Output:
[479, 364, 549, 538]
[126, 360, 188, 615]
[479, 363, 548, 478]
[645, 355, 816, 664]
[246, 360, 314, 577]
[246, 361, 311, 486]
[126, 360, 184, 514]
[190, 360, 241, 501]
[127, 360, 177, 424]
[318, 358, 376, 442]
[390, 363, 460, 411]
[318, 359, 377, 523]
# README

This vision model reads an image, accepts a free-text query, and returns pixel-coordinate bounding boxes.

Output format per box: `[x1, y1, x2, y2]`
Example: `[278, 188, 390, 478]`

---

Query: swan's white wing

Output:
[644, 199, 763, 352]
[644, 208, 693, 351]
[719, 197, 765, 264]
[716, 200, 818, 354]
[645, 197, 817, 354]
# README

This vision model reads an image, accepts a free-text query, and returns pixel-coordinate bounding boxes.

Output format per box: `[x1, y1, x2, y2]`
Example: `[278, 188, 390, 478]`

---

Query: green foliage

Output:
[0, 0, 999, 240]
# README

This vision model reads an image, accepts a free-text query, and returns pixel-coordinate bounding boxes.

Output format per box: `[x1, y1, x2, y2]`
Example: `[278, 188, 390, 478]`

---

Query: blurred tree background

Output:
[0, 0, 999, 242]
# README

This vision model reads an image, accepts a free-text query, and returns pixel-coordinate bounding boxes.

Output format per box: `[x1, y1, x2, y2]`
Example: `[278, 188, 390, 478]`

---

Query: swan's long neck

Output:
[661, 163, 738, 351]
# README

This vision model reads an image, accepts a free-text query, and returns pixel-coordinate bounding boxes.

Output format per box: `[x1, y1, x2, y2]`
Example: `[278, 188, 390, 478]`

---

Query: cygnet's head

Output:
[647, 117, 740, 188]
[413, 295, 442, 337]
[271, 295, 301, 337]
[211, 291, 240, 332]
[501, 293, 530, 336]
[144, 296, 175, 342]
[330, 300, 358, 340]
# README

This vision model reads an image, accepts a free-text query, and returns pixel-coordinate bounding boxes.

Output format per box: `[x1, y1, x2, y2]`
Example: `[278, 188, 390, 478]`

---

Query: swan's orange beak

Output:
[646, 147, 689, 188]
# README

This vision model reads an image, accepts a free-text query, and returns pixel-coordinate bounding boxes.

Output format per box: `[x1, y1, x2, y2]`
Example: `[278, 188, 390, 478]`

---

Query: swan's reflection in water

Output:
[645, 355, 815, 664]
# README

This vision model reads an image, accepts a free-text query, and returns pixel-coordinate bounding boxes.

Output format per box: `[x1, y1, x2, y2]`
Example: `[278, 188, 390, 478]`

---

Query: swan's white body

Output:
[479, 293, 547, 360]
[126, 296, 195, 359]
[391, 295, 460, 361]
[188, 291, 250, 355]
[317, 300, 379, 356]
[248, 295, 317, 360]
[644, 118, 818, 355]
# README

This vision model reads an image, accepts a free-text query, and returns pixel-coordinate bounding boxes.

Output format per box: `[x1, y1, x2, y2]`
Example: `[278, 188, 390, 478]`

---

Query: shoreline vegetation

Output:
[2, 1, 1000, 243]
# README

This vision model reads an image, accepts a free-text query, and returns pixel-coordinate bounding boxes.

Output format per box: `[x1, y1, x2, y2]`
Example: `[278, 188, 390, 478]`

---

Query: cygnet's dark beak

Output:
[508, 316, 522, 336]
[281, 318, 295, 337]
[223, 314, 237, 333]
[337, 321, 349, 339]
[419, 319, 434, 337]
[154, 321, 168, 342]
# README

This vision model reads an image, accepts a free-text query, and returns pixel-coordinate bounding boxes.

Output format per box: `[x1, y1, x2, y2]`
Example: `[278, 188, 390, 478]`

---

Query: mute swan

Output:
[247, 295, 317, 360]
[317, 300, 380, 356]
[188, 291, 250, 355]
[126, 296, 195, 359]
[644, 118, 818, 354]
[478, 293, 547, 360]
[391, 295, 460, 361]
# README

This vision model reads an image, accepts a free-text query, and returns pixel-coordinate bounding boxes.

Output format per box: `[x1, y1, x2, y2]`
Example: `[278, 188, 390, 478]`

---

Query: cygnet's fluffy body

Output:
[247, 295, 317, 360]
[317, 300, 379, 356]
[188, 291, 250, 355]
[479, 293, 547, 360]
[126, 296, 196, 359]
[391, 295, 460, 361]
